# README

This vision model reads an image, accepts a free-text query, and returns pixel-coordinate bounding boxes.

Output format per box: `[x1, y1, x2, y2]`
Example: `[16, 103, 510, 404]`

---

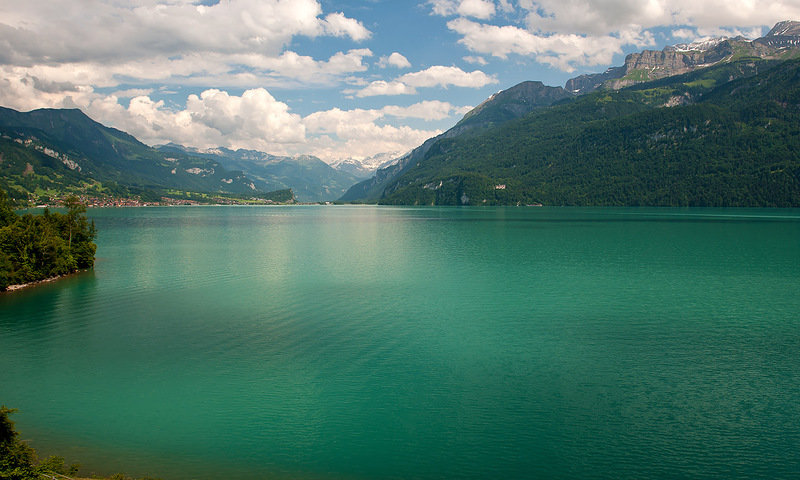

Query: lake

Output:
[2, 206, 799, 479]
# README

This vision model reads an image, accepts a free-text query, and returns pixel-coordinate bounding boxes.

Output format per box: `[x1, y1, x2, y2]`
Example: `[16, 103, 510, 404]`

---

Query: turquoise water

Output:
[2, 206, 799, 479]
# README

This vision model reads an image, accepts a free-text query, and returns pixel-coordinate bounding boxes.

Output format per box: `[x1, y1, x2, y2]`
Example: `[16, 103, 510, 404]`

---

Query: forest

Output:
[378, 59, 800, 206]
[0, 190, 96, 291]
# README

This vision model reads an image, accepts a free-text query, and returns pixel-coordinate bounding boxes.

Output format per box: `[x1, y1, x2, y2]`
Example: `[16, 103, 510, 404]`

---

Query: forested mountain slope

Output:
[0, 107, 261, 202]
[378, 59, 800, 207]
[338, 81, 573, 202]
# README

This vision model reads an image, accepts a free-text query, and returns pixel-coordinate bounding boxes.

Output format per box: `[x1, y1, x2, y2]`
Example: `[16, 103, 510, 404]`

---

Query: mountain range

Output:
[2, 21, 800, 207]
[340, 21, 800, 206]
[566, 20, 800, 94]
[154, 144, 365, 202]
[0, 107, 371, 203]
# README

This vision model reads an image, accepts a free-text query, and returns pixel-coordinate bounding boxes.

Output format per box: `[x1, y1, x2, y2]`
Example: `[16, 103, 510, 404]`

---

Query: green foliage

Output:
[36, 456, 80, 477]
[1, 407, 156, 480]
[0, 191, 96, 290]
[0, 107, 270, 202]
[1, 406, 38, 480]
[379, 59, 800, 207]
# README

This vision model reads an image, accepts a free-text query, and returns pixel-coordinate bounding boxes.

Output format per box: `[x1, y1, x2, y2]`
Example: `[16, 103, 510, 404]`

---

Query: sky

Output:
[1, 0, 799, 163]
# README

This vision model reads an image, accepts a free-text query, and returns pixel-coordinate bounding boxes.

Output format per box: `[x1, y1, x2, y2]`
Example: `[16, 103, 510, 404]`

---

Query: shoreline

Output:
[2, 269, 90, 293]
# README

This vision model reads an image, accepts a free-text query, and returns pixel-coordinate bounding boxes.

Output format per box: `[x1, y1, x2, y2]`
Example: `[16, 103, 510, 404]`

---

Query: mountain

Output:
[156, 145, 361, 202]
[375, 58, 800, 207]
[341, 21, 800, 206]
[338, 81, 573, 202]
[0, 107, 266, 202]
[330, 152, 401, 179]
[566, 20, 800, 94]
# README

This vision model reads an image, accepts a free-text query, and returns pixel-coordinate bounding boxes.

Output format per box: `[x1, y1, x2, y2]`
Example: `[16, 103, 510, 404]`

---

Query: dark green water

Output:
[2, 206, 799, 479]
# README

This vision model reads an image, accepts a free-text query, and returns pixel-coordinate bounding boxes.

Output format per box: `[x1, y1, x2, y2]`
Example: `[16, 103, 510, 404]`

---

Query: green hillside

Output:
[377, 59, 800, 207]
[339, 81, 574, 203]
[0, 107, 267, 203]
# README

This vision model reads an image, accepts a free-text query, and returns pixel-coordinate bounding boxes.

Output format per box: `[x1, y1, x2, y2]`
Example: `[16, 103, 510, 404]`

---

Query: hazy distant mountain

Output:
[156, 145, 361, 202]
[330, 152, 401, 179]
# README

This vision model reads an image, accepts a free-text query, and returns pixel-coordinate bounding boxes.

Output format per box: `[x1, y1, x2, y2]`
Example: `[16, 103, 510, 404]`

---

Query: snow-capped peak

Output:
[673, 37, 728, 53]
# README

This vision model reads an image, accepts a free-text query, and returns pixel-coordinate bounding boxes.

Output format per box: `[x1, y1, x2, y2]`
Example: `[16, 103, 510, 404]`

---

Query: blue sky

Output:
[1, 0, 797, 162]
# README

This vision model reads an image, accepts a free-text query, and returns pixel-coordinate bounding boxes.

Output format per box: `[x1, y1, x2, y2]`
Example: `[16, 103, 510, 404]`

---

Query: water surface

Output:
[2, 206, 799, 479]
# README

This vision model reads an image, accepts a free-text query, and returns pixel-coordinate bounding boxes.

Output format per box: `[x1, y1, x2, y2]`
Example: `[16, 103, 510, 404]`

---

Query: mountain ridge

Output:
[566, 20, 800, 94]
[376, 57, 800, 207]
[0, 107, 274, 202]
[340, 20, 800, 204]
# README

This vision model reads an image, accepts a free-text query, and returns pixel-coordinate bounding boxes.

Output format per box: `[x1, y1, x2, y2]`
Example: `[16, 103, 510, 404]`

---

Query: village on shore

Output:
[31, 194, 297, 208]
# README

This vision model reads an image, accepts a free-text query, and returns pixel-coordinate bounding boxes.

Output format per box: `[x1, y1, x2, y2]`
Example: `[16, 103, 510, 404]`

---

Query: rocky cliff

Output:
[567, 20, 800, 94]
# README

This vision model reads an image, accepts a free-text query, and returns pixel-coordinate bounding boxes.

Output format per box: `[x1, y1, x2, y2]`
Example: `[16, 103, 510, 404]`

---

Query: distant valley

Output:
[0, 106, 387, 204]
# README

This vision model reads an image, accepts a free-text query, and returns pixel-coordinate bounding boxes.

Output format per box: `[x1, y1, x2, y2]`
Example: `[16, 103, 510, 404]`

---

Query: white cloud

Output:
[354, 81, 418, 98]
[398, 65, 497, 88]
[457, 0, 496, 19]
[0, 68, 464, 162]
[463, 55, 488, 65]
[429, 0, 497, 19]
[520, 0, 800, 36]
[355, 65, 497, 97]
[112, 88, 154, 99]
[0, 0, 370, 66]
[448, 17, 652, 71]
[321, 12, 372, 41]
[302, 102, 472, 160]
[382, 101, 461, 121]
[671, 28, 699, 40]
[378, 52, 412, 69]
[497, 0, 514, 13]
[0, 0, 371, 91]
[433, 0, 800, 72]
[430, 0, 459, 16]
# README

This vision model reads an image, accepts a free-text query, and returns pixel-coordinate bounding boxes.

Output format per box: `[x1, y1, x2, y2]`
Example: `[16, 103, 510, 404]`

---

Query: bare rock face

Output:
[766, 20, 800, 37]
[755, 20, 800, 50]
[566, 21, 800, 94]
[565, 66, 625, 93]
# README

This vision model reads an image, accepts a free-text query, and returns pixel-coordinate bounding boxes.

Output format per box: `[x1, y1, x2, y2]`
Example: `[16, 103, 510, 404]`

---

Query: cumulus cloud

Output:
[302, 102, 472, 160]
[0, 67, 464, 162]
[0, 0, 370, 65]
[521, 0, 800, 36]
[382, 101, 461, 121]
[354, 81, 418, 98]
[399, 65, 498, 88]
[321, 12, 371, 41]
[355, 65, 497, 97]
[430, 0, 496, 19]
[432, 0, 800, 71]
[0, 0, 371, 90]
[448, 18, 651, 70]
[463, 55, 488, 65]
[378, 52, 412, 69]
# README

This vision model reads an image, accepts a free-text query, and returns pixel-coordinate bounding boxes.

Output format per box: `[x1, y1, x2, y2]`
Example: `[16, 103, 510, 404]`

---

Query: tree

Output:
[0, 190, 96, 291]
[0, 406, 38, 480]
[63, 195, 85, 251]
[0, 407, 80, 480]
[0, 190, 16, 228]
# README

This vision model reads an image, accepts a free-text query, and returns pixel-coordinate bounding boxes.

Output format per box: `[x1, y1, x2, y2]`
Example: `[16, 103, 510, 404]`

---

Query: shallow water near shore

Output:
[2, 206, 800, 479]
